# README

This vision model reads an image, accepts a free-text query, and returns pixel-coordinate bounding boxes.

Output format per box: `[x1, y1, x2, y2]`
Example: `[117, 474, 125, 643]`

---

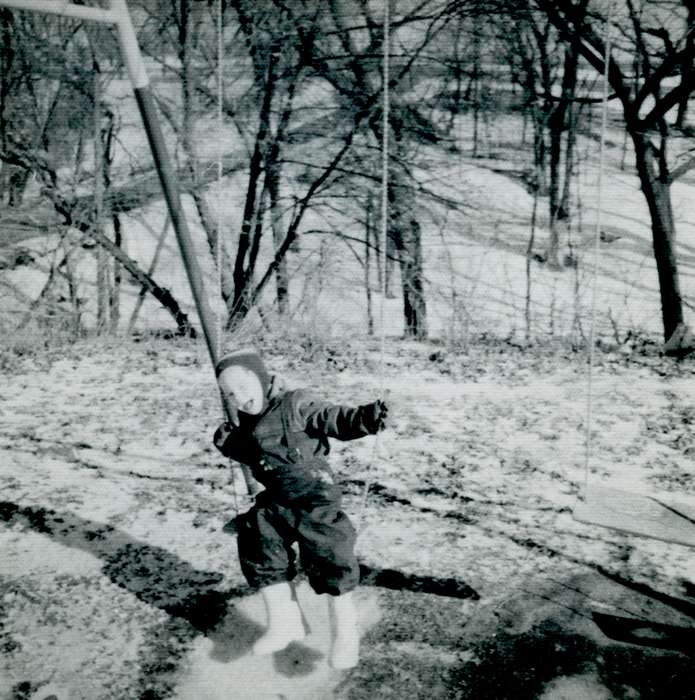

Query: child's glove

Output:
[363, 399, 388, 434]
[213, 421, 234, 454]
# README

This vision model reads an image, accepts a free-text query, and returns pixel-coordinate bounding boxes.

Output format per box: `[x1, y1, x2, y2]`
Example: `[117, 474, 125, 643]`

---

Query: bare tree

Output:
[504, 1, 588, 268]
[535, 0, 695, 346]
[289, 0, 460, 338]
[140, 0, 338, 327]
[1, 10, 200, 336]
[211, 0, 452, 333]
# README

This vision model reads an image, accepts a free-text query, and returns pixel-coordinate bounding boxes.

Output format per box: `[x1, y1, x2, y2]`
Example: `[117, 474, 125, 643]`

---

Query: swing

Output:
[573, 486, 695, 547]
[570, 22, 695, 549]
[355, 0, 392, 536]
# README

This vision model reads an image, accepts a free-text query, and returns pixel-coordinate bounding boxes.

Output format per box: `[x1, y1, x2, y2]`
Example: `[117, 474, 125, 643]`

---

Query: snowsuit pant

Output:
[236, 490, 360, 596]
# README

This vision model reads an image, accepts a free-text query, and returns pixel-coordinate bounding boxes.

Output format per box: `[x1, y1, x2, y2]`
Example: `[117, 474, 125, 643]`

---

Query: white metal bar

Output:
[0, 0, 117, 24]
[110, 0, 148, 89]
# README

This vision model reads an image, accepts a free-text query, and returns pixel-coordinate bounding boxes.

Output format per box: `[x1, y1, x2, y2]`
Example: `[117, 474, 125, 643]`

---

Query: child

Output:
[213, 348, 387, 669]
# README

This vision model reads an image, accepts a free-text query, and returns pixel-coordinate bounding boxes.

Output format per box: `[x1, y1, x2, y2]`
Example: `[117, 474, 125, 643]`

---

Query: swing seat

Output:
[573, 485, 695, 548]
[591, 611, 695, 653]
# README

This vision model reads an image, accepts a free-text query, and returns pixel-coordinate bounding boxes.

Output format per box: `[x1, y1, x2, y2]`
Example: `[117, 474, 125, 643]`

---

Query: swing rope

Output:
[215, 0, 241, 515]
[216, 0, 224, 355]
[357, 0, 390, 533]
[582, 20, 612, 501]
[378, 0, 390, 401]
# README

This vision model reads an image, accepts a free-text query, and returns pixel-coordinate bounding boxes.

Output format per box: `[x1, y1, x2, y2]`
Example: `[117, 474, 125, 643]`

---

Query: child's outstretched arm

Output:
[295, 393, 388, 441]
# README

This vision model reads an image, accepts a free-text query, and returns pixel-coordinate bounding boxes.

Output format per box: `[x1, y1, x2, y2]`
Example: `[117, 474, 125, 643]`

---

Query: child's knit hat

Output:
[215, 348, 271, 395]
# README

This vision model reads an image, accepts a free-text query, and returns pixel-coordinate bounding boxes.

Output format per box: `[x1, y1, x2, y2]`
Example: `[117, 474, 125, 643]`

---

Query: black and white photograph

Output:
[1, 1, 694, 698]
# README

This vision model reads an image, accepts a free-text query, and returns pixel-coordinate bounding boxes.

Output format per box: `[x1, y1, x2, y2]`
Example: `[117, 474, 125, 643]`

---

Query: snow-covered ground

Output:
[0, 337, 694, 699]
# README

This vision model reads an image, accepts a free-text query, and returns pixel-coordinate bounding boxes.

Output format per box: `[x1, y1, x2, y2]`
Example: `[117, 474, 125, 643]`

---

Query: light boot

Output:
[328, 592, 360, 669]
[252, 581, 306, 655]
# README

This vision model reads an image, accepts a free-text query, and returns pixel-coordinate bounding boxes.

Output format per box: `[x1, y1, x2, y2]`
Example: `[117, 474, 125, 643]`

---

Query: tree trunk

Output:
[265, 145, 289, 315]
[110, 213, 121, 333]
[0, 9, 12, 204]
[546, 43, 578, 269]
[632, 133, 683, 341]
[62, 250, 82, 340]
[384, 232, 397, 299]
[365, 195, 374, 335]
[94, 70, 109, 334]
[531, 108, 548, 199]
[103, 113, 119, 334]
[526, 162, 541, 341]
[393, 218, 427, 339]
[231, 41, 279, 323]
[546, 113, 563, 268]
[471, 14, 481, 157]
[559, 100, 577, 223]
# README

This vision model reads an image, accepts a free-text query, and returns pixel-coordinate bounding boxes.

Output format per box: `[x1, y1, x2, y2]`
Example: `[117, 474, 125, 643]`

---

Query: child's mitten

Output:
[363, 399, 388, 433]
[213, 422, 234, 454]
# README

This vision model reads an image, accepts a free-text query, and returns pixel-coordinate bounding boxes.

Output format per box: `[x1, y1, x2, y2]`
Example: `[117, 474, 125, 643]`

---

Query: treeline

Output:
[0, 0, 693, 349]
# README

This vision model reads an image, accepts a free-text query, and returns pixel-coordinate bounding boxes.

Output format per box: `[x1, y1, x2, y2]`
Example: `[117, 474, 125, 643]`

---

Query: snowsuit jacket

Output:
[214, 385, 377, 504]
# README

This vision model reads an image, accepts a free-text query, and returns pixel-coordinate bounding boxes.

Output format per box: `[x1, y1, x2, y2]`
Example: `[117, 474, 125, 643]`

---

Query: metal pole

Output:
[0, 0, 116, 23]
[110, 0, 218, 358]
[109, 0, 258, 494]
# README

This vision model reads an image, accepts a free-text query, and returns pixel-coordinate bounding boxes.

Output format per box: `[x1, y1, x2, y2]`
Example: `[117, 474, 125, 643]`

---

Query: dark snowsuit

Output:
[214, 386, 378, 596]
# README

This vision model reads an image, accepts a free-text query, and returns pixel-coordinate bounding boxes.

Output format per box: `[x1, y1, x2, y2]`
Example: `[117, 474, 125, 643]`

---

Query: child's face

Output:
[218, 366, 264, 415]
